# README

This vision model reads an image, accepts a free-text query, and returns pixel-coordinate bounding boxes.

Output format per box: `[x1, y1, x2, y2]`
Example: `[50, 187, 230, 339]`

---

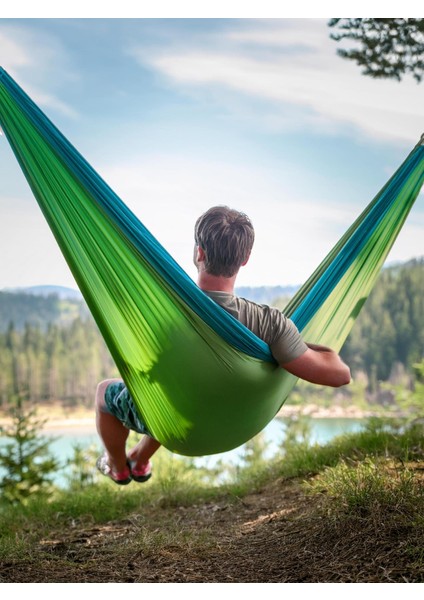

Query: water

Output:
[0, 416, 365, 487]
[191, 416, 364, 473]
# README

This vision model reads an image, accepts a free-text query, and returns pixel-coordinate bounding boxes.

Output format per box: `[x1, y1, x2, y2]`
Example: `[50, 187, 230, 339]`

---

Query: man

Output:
[95, 206, 350, 484]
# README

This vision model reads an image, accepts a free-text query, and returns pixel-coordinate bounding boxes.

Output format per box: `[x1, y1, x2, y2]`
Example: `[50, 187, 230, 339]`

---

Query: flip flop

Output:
[129, 459, 152, 483]
[96, 455, 132, 485]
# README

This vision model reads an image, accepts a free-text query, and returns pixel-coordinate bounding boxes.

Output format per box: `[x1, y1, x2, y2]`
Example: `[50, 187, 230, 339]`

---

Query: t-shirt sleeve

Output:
[267, 309, 308, 365]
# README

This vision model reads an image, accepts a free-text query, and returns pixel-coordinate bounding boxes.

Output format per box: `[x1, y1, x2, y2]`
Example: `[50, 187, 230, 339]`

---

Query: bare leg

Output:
[127, 435, 161, 471]
[95, 379, 130, 475]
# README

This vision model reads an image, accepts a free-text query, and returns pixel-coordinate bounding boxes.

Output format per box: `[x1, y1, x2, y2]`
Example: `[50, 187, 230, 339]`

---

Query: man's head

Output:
[194, 206, 255, 278]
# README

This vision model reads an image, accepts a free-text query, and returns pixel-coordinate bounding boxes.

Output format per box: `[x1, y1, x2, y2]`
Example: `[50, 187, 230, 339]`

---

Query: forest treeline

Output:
[0, 291, 88, 331]
[339, 258, 424, 385]
[0, 317, 117, 408]
[0, 258, 422, 409]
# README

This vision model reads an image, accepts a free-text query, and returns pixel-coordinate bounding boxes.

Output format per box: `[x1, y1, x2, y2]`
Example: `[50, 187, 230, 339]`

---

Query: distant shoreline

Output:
[277, 404, 383, 420]
[0, 403, 394, 433]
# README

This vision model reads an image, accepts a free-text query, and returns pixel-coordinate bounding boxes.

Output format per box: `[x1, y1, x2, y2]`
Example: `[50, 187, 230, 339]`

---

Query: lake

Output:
[5, 416, 364, 487]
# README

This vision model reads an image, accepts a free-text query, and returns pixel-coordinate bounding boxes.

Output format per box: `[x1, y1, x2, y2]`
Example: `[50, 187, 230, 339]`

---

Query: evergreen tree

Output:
[341, 259, 424, 384]
[381, 359, 424, 417]
[0, 398, 60, 504]
[329, 19, 424, 82]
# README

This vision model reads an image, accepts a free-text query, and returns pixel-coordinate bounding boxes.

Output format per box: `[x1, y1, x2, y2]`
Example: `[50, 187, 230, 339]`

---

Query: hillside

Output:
[0, 284, 295, 333]
[0, 289, 88, 331]
[2, 421, 423, 583]
[3, 474, 415, 583]
[7, 285, 83, 300]
[0, 257, 422, 408]
[340, 257, 424, 382]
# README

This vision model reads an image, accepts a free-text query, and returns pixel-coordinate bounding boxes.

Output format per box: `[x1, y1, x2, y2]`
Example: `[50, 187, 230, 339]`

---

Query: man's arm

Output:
[281, 342, 351, 388]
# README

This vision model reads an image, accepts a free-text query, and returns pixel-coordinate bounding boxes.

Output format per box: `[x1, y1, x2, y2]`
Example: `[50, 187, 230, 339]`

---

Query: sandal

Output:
[129, 459, 152, 483]
[96, 455, 132, 485]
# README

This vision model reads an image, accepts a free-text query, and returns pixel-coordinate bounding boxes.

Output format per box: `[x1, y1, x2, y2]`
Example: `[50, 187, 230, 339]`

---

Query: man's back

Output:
[204, 290, 307, 365]
[195, 206, 350, 388]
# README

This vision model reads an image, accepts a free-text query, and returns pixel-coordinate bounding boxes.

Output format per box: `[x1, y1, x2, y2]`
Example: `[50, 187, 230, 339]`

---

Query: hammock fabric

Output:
[0, 67, 423, 456]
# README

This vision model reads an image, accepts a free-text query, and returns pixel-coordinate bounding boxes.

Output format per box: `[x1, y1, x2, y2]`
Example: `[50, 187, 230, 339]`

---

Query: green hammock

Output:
[1, 67, 423, 456]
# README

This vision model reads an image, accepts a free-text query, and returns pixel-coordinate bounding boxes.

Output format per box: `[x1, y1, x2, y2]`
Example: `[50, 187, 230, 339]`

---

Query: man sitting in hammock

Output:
[96, 206, 351, 484]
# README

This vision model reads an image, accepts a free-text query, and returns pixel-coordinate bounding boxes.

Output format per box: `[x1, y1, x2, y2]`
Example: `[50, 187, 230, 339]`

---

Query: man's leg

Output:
[95, 379, 131, 475]
[127, 435, 161, 473]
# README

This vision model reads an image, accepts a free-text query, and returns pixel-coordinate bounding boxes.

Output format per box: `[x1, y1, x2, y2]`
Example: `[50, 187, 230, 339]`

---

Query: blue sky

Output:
[0, 18, 423, 290]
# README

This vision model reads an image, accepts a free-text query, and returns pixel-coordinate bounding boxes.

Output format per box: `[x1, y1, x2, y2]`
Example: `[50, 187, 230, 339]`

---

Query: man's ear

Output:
[241, 252, 251, 267]
[197, 246, 206, 262]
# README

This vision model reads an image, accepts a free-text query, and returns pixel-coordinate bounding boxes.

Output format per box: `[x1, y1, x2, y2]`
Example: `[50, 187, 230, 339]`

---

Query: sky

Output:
[0, 17, 423, 291]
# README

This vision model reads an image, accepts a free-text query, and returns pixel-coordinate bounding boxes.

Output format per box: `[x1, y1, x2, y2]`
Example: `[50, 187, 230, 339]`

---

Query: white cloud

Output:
[0, 30, 30, 68]
[0, 24, 79, 118]
[132, 19, 424, 145]
[0, 195, 77, 289]
[100, 153, 388, 287]
[2, 150, 421, 290]
[1, 19, 422, 291]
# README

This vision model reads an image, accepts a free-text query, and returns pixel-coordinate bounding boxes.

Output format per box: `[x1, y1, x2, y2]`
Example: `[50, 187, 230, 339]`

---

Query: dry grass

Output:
[1, 460, 423, 583]
[2, 417, 423, 582]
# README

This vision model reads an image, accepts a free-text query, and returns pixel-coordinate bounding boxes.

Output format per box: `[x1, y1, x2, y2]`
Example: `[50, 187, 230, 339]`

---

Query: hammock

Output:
[0, 67, 423, 456]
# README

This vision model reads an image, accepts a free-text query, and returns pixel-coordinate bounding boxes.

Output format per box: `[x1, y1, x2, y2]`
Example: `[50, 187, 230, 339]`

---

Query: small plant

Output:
[64, 443, 99, 490]
[280, 415, 312, 453]
[0, 399, 60, 504]
[309, 457, 423, 520]
[241, 432, 269, 468]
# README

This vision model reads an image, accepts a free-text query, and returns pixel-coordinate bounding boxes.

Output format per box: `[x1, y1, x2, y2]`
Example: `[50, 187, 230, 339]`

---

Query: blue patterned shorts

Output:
[104, 381, 151, 436]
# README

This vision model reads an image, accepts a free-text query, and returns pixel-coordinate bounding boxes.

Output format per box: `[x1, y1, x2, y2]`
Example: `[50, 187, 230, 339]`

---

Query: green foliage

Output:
[0, 259, 422, 413]
[272, 258, 424, 403]
[241, 432, 270, 468]
[64, 443, 99, 490]
[0, 401, 60, 504]
[341, 258, 424, 384]
[275, 417, 424, 480]
[381, 377, 424, 416]
[142, 450, 220, 507]
[309, 457, 422, 518]
[280, 415, 312, 453]
[0, 417, 422, 567]
[0, 315, 118, 408]
[329, 18, 424, 83]
[0, 290, 87, 331]
[307, 454, 424, 582]
[226, 433, 274, 496]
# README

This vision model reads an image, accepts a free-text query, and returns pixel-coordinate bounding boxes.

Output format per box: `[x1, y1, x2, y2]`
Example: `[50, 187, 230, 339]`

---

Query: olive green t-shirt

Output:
[204, 290, 308, 365]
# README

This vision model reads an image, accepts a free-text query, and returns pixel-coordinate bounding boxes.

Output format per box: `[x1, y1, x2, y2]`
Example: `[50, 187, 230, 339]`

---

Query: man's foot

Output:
[128, 459, 152, 483]
[96, 455, 132, 485]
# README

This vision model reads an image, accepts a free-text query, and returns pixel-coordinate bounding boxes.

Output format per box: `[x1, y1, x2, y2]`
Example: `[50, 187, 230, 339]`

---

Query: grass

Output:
[0, 417, 423, 581]
[272, 417, 424, 479]
[309, 457, 423, 517]
[302, 453, 424, 582]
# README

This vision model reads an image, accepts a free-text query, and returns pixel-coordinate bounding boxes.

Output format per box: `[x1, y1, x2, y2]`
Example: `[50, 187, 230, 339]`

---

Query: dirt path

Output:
[2, 473, 422, 583]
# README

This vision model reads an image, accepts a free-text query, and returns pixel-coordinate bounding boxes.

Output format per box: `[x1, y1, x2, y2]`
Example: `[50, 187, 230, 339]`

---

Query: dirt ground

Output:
[2, 472, 422, 583]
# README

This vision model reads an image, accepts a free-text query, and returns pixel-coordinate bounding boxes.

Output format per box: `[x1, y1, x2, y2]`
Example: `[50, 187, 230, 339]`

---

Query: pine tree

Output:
[329, 19, 424, 82]
[0, 396, 60, 504]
